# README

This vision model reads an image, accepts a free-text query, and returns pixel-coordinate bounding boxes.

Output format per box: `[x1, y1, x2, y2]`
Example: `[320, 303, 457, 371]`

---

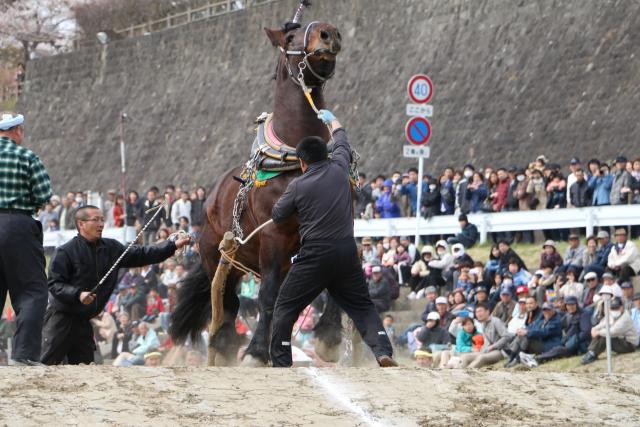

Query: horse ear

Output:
[264, 27, 285, 48]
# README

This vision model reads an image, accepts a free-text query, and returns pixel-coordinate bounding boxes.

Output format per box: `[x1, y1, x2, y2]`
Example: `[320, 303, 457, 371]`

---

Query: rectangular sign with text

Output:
[403, 145, 430, 158]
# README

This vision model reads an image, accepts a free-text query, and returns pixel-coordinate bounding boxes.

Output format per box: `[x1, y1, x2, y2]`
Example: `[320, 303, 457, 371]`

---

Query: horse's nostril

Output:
[320, 30, 330, 40]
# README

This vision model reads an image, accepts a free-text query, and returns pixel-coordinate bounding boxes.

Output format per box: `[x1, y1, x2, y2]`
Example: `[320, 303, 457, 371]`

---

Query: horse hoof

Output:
[315, 341, 340, 363]
[241, 354, 267, 367]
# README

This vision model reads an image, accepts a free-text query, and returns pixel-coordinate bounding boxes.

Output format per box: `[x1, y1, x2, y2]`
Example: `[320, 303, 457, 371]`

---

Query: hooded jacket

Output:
[526, 311, 563, 352]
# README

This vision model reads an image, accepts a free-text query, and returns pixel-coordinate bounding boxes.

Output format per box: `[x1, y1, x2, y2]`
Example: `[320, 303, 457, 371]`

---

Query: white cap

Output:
[583, 271, 598, 281]
[371, 266, 382, 273]
[0, 113, 24, 130]
[598, 285, 613, 296]
[426, 312, 440, 321]
[435, 296, 448, 305]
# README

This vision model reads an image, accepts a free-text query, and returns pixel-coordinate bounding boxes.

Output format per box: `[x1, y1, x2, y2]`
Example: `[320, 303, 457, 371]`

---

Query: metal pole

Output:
[120, 112, 127, 244]
[603, 296, 613, 374]
[415, 156, 424, 246]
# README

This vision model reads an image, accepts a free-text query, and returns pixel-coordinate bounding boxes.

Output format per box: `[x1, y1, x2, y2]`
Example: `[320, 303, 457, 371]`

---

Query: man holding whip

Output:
[41, 204, 190, 365]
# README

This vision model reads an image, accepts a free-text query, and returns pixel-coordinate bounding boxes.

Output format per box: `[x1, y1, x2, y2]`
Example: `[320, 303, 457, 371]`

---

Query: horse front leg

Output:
[242, 263, 281, 366]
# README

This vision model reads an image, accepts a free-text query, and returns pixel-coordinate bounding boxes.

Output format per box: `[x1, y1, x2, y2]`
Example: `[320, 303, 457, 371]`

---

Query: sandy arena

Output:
[1, 366, 639, 426]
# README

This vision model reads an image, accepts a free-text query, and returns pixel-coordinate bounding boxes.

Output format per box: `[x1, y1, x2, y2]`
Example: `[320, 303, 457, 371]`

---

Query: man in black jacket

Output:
[447, 214, 479, 248]
[41, 205, 189, 365]
[269, 110, 395, 368]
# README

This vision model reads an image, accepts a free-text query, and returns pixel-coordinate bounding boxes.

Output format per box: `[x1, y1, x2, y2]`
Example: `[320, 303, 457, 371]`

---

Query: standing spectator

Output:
[610, 156, 633, 205]
[354, 173, 372, 219]
[103, 189, 117, 227]
[143, 187, 162, 244]
[15, 63, 25, 95]
[58, 193, 76, 230]
[368, 266, 390, 314]
[171, 191, 192, 229]
[455, 164, 475, 215]
[566, 158, 581, 206]
[569, 169, 592, 207]
[375, 179, 401, 218]
[588, 163, 613, 206]
[125, 191, 141, 238]
[465, 172, 488, 213]
[421, 177, 440, 218]
[607, 228, 640, 283]
[581, 297, 639, 364]
[37, 203, 59, 231]
[190, 186, 207, 227]
[113, 195, 125, 227]
[439, 174, 455, 215]
[0, 112, 52, 365]
[526, 168, 547, 211]
[398, 167, 422, 216]
[447, 214, 479, 248]
[491, 168, 510, 213]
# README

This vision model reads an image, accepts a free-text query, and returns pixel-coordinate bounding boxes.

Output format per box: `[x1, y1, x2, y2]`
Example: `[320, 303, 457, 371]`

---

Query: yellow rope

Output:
[219, 245, 262, 280]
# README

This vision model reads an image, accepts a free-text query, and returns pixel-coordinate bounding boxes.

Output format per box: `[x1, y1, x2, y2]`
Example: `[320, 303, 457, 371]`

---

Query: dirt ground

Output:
[0, 366, 639, 427]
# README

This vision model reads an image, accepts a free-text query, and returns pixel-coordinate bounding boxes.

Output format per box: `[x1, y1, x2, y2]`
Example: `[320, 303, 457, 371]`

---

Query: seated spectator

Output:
[584, 230, 614, 278]
[450, 289, 468, 315]
[504, 296, 543, 366]
[492, 288, 516, 325]
[580, 235, 598, 280]
[361, 237, 377, 265]
[454, 267, 474, 296]
[368, 266, 390, 314]
[426, 240, 453, 289]
[394, 243, 413, 285]
[581, 271, 601, 308]
[631, 293, 640, 342]
[484, 244, 501, 279]
[91, 310, 116, 343]
[113, 321, 160, 366]
[560, 234, 586, 275]
[142, 288, 164, 322]
[581, 297, 639, 364]
[507, 298, 528, 333]
[399, 236, 417, 261]
[459, 303, 509, 368]
[447, 214, 479, 248]
[558, 268, 584, 301]
[621, 282, 635, 312]
[469, 286, 491, 311]
[540, 240, 563, 270]
[607, 228, 640, 283]
[122, 281, 146, 321]
[534, 296, 591, 365]
[419, 287, 439, 320]
[498, 240, 527, 274]
[414, 349, 433, 368]
[507, 258, 532, 286]
[144, 351, 163, 367]
[506, 301, 562, 367]
[382, 314, 395, 343]
[381, 237, 399, 267]
[408, 246, 434, 298]
[434, 296, 455, 338]
[415, 312, 450, 353]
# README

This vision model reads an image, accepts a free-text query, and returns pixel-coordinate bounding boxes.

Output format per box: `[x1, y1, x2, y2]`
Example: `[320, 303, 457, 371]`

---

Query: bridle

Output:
[278, 21, 335, 89]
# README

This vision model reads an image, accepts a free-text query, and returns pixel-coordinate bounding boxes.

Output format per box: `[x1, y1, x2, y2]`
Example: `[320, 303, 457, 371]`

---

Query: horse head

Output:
[265, 21, 342, 87]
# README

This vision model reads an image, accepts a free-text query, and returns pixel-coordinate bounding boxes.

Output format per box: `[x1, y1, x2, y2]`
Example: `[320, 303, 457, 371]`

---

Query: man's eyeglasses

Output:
[82, 217, 105, 223]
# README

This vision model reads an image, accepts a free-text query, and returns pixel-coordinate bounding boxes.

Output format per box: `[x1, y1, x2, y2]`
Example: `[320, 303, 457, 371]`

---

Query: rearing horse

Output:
[170, 18, 344, 366]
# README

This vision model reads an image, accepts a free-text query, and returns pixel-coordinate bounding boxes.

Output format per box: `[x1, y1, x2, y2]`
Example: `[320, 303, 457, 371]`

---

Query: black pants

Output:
[0, 212, 48, 361]
[588, 336, 636, 356]
[40, 307, 95, 365]
[270, 238, 393, 367]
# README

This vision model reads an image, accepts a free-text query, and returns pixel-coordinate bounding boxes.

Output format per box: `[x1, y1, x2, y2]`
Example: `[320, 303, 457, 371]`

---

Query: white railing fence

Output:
[43, 205, 640, 248]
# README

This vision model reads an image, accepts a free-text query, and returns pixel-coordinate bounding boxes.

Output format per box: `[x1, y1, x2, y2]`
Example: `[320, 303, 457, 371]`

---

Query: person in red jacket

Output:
[144, 288, 164, 322]
[491, 168, 511, 212]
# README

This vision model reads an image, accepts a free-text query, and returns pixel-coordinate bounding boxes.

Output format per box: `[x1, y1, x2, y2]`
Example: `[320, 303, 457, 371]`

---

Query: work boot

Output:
[580, 351, 598, 365]
[377, 355, 398, 367]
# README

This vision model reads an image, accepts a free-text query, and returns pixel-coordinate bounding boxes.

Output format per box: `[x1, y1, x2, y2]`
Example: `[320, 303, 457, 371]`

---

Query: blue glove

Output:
[317, 109, 336, 124]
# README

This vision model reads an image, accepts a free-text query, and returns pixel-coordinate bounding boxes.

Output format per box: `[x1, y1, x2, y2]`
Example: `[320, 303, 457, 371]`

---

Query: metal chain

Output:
[231, 150, 261, 239]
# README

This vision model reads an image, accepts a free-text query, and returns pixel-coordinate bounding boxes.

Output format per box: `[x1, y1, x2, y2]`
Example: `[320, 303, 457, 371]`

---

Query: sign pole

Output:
[415, 157, 423, 246]
[120, 112, 127, 244]
[604, 296, 613, 374]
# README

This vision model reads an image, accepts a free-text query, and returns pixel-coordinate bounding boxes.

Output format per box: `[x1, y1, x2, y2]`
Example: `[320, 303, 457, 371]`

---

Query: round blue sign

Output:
[405, 117, 431, 146]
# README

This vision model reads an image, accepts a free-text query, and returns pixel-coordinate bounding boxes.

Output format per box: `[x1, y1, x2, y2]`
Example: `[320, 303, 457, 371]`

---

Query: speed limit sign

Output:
[407, 74, 433, 104]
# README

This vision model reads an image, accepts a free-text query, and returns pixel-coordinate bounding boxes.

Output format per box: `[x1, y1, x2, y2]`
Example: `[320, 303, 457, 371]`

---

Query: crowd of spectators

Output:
[355, 155, 640, 225]
[359, 227, 640, 368]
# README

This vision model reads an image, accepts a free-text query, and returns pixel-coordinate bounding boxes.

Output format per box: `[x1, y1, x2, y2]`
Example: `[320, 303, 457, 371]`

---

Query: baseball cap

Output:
[475, 286, 488, 294]
[371, 266, 382, 273]
[570, 157, 580, 165]
[435, 296, 448, 305]
[615, 155, 628, 163]
[516, 285, 529, 294]
[598, 285, 614, 296]
[568, 233, 579, 240]
[425, 286, 437, 294]
[500, 288, 512, 296]
[457, 310, 471, 318]
[542, 302, 554, 310]
[610, 297, 623, 309]
[564, 296, 579, 305]
[518, 298, 526, 304]
[414, 349, 432, 358]
[426, 312, 440, 321]
[621, 282, 633, 289]
[597, 230, 609, 239]
[584, 271, 598, 281]
[602, 272, 614, 280]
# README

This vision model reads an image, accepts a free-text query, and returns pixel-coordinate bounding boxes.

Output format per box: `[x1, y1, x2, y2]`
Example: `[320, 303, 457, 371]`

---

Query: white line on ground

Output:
[303, 367, 387, 427]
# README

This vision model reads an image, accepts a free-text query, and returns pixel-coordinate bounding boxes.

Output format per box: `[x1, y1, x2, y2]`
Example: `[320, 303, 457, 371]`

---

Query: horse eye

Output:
[320, 30, 329, 40]
[336, 31, 342, 40]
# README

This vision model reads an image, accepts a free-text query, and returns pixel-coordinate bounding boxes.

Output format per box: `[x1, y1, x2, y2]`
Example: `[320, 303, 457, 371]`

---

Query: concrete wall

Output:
[18, 0, 640, 192]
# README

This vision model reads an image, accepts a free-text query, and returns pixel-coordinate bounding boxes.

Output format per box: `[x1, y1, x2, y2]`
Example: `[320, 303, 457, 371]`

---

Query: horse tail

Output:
[170, 261, 211, 345]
